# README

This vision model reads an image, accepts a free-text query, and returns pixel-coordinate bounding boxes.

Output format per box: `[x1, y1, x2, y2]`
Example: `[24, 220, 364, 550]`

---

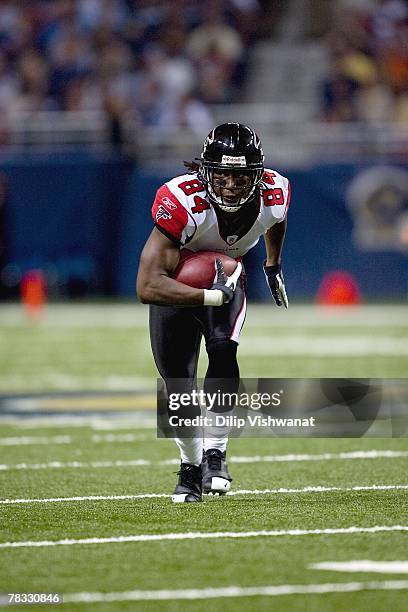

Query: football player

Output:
[137, 123, 290, 502]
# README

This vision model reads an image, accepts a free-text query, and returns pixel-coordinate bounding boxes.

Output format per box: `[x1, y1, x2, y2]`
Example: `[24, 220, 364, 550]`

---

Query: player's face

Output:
[212, 170, 252, 205]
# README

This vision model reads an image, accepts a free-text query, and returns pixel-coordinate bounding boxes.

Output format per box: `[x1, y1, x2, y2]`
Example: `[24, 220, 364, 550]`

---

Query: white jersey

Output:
[151, 169, 291, 259]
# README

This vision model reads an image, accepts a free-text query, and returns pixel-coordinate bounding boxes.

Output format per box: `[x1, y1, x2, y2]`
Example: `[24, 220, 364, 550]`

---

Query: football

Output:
[172, 250, 238, 289]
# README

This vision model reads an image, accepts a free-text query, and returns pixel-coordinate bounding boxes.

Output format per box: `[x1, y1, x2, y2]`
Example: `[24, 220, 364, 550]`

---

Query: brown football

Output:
[172, 250, 238, 289]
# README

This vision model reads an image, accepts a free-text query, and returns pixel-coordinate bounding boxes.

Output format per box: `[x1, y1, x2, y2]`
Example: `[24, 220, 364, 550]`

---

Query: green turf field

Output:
[0, 303, 407, 610]
[0, 303, 407, 392]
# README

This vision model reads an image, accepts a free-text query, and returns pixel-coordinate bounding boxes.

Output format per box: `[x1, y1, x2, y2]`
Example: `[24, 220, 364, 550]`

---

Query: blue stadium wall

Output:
[1, 152, 407, 299]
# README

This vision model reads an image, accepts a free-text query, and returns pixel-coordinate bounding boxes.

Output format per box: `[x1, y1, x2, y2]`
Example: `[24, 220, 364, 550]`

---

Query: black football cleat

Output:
[202, 449, 232, 495]
[172, 463, 202, 503]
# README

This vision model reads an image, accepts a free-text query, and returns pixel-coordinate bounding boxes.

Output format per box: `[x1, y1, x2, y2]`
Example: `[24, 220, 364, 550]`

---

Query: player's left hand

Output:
[263, 262, 288, 308]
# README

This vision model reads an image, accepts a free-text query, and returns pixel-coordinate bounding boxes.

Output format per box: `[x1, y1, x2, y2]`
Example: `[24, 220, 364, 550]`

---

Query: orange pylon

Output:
[21, 270, 46, 321]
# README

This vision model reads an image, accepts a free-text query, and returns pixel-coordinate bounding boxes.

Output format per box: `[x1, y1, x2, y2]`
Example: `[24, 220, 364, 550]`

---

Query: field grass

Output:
[0, 303, 407, 392]
[0, 303, 407, 610]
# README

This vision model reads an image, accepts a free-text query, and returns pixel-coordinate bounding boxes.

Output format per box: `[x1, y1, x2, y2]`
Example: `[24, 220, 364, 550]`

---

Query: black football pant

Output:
[149, 278, 247, 424]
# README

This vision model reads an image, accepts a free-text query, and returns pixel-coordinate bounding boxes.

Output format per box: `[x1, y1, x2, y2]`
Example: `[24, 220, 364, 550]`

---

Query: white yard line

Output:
[229, 485, 408, 495]
[90, 421, 154, 431]
[0, 459, 154, 471]
[0, 435, 72, 446]
[0, 376, 154, 393]
[0, 526, 407, 550]
[0, 450, 406, 471]
[0, 417, 155, 429]
[11, 419, 153, 430]
[1, 304, 407, 327]
[310, 561, 408, 574]
[239, 336, 408, 356]
[0, 433, 150, 446]
[0, 493, 170, 505]
[230, 450, 408, 463]
[58, 580, 408, 603]
[1, 484, 407, 505]
[91, 434, 150, 443]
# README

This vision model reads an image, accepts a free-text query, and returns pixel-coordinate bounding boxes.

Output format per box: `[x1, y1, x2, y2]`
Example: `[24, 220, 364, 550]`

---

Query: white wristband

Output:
[203, 289, 224, 307]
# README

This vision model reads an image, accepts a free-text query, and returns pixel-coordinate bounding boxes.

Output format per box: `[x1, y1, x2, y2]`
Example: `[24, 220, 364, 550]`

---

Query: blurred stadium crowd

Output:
[0, 0, 265, 139]
[0, 0, 406, 145]
[321, 0, 408, 123]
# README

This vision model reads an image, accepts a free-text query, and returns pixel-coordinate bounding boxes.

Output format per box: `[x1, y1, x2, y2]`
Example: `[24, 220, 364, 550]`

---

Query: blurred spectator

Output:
[76, 0, 128, 33]
[0, 50, 19, 109]
[158, 91, 214, 136]
[132, 43, 196, 126]
[62, 74, 104, 111]
[13, 49, 52, 112]
[0, 0, 404, 137]
[320, 0, 408, 123]
[0, 0, 265, 134]
[186, 0, 244, 102]
[371, 0, 407, 48]
[321, 57, 359, 122]
[394, 90, 408, 124]
[153, 24, 196, 122]
[186, 1, 244, 63]
[379, 18, 408, 92]
[194, 43, 236, 104]
[48, 30, 93, 108]
[357, 73, 395, 122]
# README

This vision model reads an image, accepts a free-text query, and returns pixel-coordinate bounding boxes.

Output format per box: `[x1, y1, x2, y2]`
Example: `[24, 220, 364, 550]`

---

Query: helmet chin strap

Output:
[218, 200, 244, 213]
[218, 205, 241, 213]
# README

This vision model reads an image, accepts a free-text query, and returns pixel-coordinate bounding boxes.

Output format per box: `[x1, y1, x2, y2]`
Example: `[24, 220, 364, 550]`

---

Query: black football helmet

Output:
[199, 122, 264, 213]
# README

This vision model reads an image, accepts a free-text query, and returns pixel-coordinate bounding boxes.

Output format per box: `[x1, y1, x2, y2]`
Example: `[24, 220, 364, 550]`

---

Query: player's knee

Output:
[206, 338, 237, 355]
[207, 338, 237, 354]
[206, 339, 239, 381]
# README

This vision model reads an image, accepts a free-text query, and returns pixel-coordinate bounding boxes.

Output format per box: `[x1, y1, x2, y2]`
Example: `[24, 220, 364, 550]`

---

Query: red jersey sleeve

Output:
[151, 184, 188, 243]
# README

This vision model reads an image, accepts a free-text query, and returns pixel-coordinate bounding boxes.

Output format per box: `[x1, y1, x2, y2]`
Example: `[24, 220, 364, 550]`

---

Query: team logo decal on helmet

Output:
[199, 123, 264, 213]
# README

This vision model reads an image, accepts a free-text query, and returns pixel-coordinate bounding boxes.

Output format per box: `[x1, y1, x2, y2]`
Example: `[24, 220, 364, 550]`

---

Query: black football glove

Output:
[211, 259, 242, 304]
[263, 262, 289, 308]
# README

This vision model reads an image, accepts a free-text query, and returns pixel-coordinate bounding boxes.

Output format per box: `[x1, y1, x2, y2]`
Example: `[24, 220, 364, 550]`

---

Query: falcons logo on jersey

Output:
[155, 205, 172, 222]
[161, 197, 177, 210]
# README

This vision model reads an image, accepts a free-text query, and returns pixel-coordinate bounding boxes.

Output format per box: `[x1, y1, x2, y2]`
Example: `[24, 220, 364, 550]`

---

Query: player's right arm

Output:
[136, 227, 205, 306]
[136, 228, 241, 307]
[137, 183, 241, 306]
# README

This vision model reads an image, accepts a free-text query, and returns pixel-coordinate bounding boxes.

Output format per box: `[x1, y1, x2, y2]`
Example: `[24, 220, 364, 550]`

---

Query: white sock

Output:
[175, 434, 203, 466]
[203, 410, 232, 453]
[203, 436, 228, 453]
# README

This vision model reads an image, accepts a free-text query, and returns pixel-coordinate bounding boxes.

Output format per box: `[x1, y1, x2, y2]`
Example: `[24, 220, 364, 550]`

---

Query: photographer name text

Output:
[169, 414, 316, 428]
